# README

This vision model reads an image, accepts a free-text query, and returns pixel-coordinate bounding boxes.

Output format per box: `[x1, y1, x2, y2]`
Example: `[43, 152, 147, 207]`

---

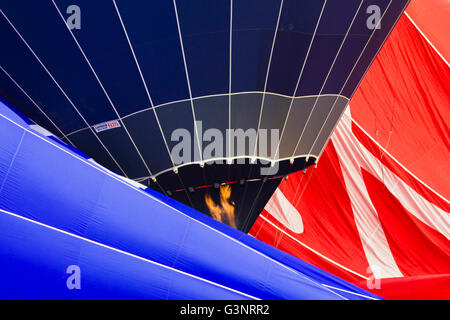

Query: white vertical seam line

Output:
[288, 0, 329, 158]
[317, 0, 403, 161]
[172, 0, 203, 162]
[274, 0, 328, 160]
[252, 0, 284, 158]
[313, 0, 393, 159]
[54, 0, 154, 178]
[112, 0, 178, 176]
[228, 0, 233, 160]
[305, 0, 365, 157]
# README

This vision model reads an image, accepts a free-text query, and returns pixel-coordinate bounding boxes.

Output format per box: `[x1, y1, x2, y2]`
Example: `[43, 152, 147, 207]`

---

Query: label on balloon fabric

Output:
[93, 120, 121, 133]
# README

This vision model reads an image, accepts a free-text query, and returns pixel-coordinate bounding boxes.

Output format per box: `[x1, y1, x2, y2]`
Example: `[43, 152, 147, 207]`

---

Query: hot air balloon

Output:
[0, 97, 384, 299]
[250, 0, 450, 300]
[0, 0, 410, 232]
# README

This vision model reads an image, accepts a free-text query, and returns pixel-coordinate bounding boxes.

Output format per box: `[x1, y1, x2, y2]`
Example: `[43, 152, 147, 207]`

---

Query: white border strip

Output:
[404, 11, 449, 67]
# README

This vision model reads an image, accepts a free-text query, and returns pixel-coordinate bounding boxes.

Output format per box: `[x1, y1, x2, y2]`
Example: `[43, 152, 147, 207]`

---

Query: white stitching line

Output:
[293, 0, 393, 158]
[228, 1, 233, 160]
[404, 11, 449, 67]
[0, 65, 76, 147]
[349, 113, 449, 204]
[252, 0, 284, 159]
[315, 0, 416, 161]
[172, 0, 203, 163]
[54, 0, 155, 178]
[275, 0, 328, 161]
[0, 8, 128, 177]
[316, 0, 397, 162]
[0, 206, 258, 300]
[63, 92, 350, 138]
[305, 0, 365, 158]
[348, 1, 410, 100]
[0, 111, 345, 299]
[112, 0, 176, 175]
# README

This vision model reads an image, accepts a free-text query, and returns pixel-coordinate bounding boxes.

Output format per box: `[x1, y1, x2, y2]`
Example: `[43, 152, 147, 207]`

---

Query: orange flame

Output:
[204, 185, 236, 228]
